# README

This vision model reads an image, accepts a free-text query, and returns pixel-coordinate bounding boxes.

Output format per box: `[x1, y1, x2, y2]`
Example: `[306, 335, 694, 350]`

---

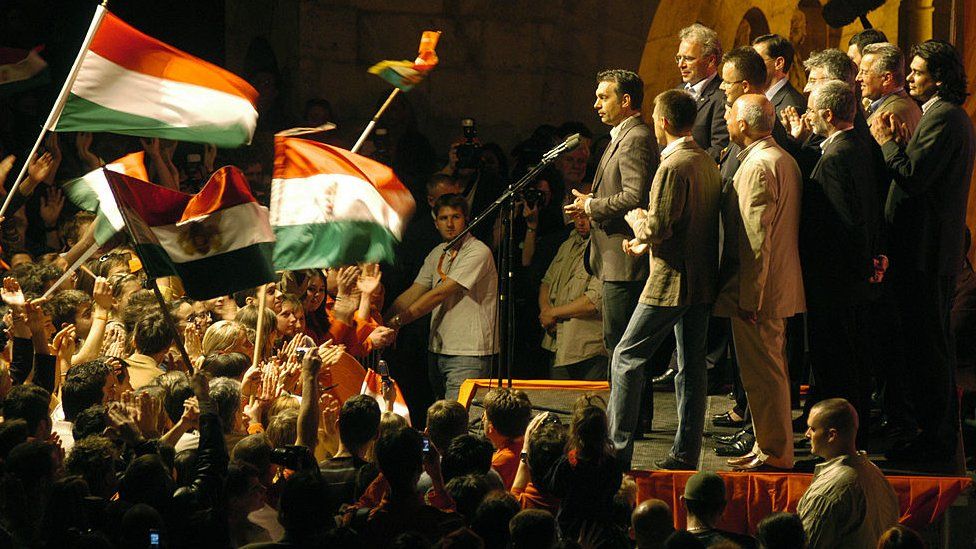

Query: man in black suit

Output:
[752, 34, 806, 117]
[803, 80, 881, 446]
[565, 70, 655, 357]
[870, 40, 975, 464]
[676, 23, 728, 162]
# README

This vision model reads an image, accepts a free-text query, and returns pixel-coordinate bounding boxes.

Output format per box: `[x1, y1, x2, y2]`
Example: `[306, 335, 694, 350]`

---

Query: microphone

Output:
[542, 133, 582, 162]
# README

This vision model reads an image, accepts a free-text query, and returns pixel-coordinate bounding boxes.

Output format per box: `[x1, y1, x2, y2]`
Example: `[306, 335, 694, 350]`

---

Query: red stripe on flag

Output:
[274, 136, 414, 218]
[182, 166, 259, 221]
[89, 11, 258, 104]
[105, 170, 191, 227]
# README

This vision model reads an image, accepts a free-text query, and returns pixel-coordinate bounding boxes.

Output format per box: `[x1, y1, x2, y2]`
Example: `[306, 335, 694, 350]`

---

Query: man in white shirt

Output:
[752, 33, 806, 117]
[676, 23, 728, 161]
[387, 194, 498, 401]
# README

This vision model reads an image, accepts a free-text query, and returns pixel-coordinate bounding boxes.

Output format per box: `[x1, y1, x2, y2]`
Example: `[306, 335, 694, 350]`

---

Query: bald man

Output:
[631, 499, 674, 549]
[714, 94, 805, 471]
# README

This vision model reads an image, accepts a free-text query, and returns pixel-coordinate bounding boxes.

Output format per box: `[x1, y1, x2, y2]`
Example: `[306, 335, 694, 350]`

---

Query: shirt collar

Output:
[765, 77, 788, 101]
[868, 88, 905, 113]
[819, 127, 854, 152]
[685, 72, 717, 99]
[735, 135, 774, 162]
[922, 95, 940, 114]
[661, 135, 693, 158]
[609, 113, 640, 143]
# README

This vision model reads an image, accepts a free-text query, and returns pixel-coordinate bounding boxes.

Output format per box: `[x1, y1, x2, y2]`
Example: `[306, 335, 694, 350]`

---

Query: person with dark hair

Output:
[869, 40, 974, 464]
[242, 469, 334, 548]
[631, 498, 674, 549]
[65, 435, 118, 499]
[679, 472, 756, 548]
[752, 34, 805, 117]
[509, 508, 556, 549]
[564, 69, 655, 413]
[798, 399, 898, 548]
[58, 360, 117, 451]
[386, 193, 498, 401]
[609, 88, 721, 471]
[675, 23, 728, 161]
[72, 404, 107, 442]
[876, 525, 925, 549]
[472, 490, 520, 549]
[2, 384, 52, 439]
[482, 388, 531, 488]
[847, 28, 889, 65]
[510, 415, 566, 514]
[1, 439, 60, 545]
[360, 426, 464, 547]
[225, 461, 272, 546]
[127, 311, 175, 390]
[444, 474, 492, 521]
[756, 512, 807, 549]
[426, 399, 469, 453]
[232, 433, 284, 540]
[320, 394, 381, 509]
[440, 434, 496, 485]
[201, 352, 251, 379]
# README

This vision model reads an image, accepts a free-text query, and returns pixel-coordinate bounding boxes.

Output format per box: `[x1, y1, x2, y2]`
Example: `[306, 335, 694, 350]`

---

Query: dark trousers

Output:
[807, 303, 873, 446]
[892, 270, 959, 451]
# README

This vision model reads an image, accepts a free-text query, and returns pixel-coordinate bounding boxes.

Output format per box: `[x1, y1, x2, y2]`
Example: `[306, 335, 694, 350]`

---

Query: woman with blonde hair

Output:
[202, 320, 253, 359]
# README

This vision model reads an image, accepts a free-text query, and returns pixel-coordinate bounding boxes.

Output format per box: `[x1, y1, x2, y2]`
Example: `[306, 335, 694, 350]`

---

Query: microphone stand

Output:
[444, 135, 580, 389]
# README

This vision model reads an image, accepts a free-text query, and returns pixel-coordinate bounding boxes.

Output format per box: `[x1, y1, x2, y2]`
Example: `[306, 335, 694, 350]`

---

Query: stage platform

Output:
[459, 379, 976, 546]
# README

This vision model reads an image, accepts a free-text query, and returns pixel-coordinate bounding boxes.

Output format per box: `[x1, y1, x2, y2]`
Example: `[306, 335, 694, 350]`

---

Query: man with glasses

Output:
[676, 23, 728, 162]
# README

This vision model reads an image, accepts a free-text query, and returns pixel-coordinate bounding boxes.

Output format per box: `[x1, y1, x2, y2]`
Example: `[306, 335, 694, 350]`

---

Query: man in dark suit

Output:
[870, 40, 975, 465]
[565, 69, 655, 358]
[752, 34, 806, 117]
[676, 23, 728, 162]
[802, 80, 881, 446]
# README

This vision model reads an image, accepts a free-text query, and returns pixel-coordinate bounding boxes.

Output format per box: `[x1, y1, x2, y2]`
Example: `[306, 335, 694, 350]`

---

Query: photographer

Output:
[440, 118, 505, 246]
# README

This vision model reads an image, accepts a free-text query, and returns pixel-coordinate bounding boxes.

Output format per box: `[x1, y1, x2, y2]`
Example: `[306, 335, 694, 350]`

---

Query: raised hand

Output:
[91, 276, 113, 311]
[1, 277, 26, 309]
[52, 324, 76, 361]
[203, 143, 217, 174]
[75, 132, 100, 170]
[183, 323, 203, 359]
[357, 263, 383, 296]
[181, 396, 200, 430]
[0, 155, 15, 191]
[335, 266, 360, 298]
[141, 137, 162, 157]
[25, 152, 55, 192]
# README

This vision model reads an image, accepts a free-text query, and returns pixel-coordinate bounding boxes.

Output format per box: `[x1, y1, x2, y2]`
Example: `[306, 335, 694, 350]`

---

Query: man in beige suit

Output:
[858, 43, 922, 133]
[605, 89, 721, 470]
[714, 94, 805, 471]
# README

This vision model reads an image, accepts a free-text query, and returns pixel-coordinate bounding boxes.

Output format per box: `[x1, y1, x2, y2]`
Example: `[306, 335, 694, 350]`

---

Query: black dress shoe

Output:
[714, 435, 754, 457]
[712, 411, 745, 428]
[652, 368, 677, 385]
[715, 428, 749, 445]
[654, 456, 696, 471]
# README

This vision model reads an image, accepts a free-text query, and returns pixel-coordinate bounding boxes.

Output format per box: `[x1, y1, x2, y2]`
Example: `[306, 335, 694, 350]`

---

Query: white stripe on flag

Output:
[271, 174, 405, 238]
[70, 52, 257, 131]
[148, 201, 274, 263]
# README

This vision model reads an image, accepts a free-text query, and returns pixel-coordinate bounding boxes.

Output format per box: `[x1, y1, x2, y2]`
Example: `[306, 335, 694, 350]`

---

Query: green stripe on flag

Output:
[134, 241, 276, 300]
[55, 94, 252, 148]
[273, 221, 399, 270]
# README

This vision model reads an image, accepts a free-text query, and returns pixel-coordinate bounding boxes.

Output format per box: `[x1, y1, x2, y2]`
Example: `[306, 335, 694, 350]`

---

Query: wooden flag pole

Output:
[350, 88, 401, 154]
[251, 284, 268, 370]
[41, 242, 99, 299]
[0, 3, 109, 220]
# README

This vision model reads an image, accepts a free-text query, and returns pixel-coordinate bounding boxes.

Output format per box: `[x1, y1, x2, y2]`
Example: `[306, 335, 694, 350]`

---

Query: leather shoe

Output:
[712, 410, 745, 428]
[732, 455, 792, 472]
[652, 368, 677, 385]
[726, 452, 757, 466]
[715, 428, 749, 445]
[715, 436, 754, 457]
[654, 456, 696, 471]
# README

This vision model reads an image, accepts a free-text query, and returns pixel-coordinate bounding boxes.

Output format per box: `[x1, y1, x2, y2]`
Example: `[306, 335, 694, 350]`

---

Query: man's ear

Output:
[775, 56, 786, 74]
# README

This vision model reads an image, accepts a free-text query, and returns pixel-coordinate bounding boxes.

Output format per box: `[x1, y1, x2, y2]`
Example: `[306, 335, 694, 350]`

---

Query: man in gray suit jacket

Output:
[870, 40, 975, 464]
[677, 24, 729, 162]
[605, 90, 721, 470]
[565, 70, 656, 356]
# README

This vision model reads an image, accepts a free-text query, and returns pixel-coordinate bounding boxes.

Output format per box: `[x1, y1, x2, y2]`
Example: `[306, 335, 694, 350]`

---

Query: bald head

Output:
[631, 499, 674, 549]
[727, 94, 774, 146]
[811, 398, 859, 438]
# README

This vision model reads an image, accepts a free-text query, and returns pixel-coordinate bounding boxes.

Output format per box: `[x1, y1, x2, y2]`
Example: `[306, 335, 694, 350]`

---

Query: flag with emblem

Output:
[271, 136, 415, 270]
[52, 6, 258, 147]
[62, 151, 149, 245]
[105, 166, 275, 299]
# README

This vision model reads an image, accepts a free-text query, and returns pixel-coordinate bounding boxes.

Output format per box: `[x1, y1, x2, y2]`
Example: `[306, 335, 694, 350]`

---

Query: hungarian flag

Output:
[62, 151, 148, 245]
[53, 6, 258, 147]
[361, 369, 411, 426]
[367, 30, 441, 91]
[271, 136, 415, 270]
[105, 166, 275, 299]
[0, 47, 49, 96]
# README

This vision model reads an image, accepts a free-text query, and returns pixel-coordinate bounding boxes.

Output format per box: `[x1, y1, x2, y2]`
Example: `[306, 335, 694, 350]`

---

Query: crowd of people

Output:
[0, 5, 971, 548]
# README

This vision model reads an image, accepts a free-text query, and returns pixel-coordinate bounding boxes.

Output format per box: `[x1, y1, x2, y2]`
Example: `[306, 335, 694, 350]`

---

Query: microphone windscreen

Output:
[563, 133, 581, 152]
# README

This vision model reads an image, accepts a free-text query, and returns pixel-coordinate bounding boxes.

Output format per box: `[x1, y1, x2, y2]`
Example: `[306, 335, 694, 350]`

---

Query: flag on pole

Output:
[62, 151, 149, 245]
[105, 166, 276, 299]
[271, 136, 415, 270]
[367, 30, 441, 91]
[0, 47, 50, 96]
[361, 369, 411, 426]
[52, 9, 258, 147]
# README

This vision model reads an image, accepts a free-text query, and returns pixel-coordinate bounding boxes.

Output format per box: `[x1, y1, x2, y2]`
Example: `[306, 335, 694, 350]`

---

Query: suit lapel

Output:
[592, 116, 639, 192]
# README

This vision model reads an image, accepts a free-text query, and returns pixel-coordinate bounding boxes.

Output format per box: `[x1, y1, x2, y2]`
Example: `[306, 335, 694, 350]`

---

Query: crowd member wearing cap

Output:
[681, 471, 757, 548]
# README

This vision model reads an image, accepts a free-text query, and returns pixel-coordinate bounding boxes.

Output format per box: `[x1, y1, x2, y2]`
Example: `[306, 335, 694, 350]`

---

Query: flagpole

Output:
[0, 2, 109, 220]
[251, 284, 268, 370]
[41, 242, 99, 299]
[350, 88, 401, 154]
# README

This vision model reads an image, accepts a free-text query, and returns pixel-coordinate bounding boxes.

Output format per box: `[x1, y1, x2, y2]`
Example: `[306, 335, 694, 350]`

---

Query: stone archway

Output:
[735, 7, 772, 47]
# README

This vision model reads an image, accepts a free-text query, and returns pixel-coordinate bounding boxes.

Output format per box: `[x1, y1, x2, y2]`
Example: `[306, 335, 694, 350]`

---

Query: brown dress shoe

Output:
[732, 455, 793, 472]
[726, 452, 757, 466]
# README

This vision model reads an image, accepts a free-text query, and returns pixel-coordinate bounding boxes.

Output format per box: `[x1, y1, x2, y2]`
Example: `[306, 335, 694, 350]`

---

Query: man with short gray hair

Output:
[676, 23, 728, 161]
[858, 43, 922, 134]
[802, 81, 883, 445]
[714, 94, 805, 472]
[803, 49, 857, 91]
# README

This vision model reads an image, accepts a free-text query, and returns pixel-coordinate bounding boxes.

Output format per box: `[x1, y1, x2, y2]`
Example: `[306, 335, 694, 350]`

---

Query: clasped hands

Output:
[562, 189, 591, 218]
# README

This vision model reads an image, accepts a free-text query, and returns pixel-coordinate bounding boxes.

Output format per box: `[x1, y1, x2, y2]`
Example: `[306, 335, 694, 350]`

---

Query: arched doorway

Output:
[734, 7, 772, 47]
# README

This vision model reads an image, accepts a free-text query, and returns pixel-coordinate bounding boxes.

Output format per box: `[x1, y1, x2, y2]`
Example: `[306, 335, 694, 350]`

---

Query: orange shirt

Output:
[512, 482, 560, 514]
[491, 437, 524, 490]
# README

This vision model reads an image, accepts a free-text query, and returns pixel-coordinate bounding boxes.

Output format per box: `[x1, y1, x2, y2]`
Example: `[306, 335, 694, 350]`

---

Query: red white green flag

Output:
[53, 6, 258, 147]
[271, 136, 415, 270]
[367, 30, 441, 91]
[105, 166, 275, 299]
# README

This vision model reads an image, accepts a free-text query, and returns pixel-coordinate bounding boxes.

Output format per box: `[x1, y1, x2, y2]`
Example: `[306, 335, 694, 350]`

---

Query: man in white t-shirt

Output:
[386, 193, 498, 401]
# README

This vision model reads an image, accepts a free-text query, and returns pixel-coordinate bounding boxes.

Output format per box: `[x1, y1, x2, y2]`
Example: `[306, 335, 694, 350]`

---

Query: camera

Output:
[270, 445, 316, 471]
[520, 188, 545, 209]
[295, 346, 315, 360]
[455, 118, 481, 170]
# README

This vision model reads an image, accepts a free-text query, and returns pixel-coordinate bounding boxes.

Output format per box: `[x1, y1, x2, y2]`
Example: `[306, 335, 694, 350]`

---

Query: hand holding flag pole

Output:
[352, 31, 441, 154]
